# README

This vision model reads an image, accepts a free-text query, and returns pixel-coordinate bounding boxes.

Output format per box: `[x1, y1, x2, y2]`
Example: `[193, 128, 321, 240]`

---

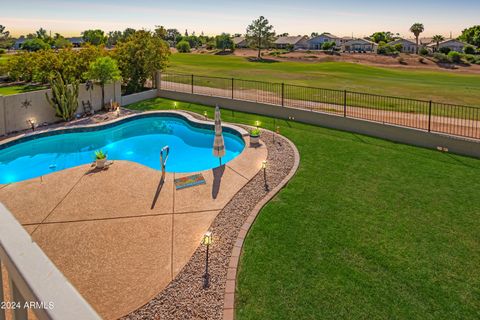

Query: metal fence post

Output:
[428, 100, 432, 132]
[231, 78, 234, 99]
[344, 90, 347, 117]
[281, 83, 285, 107]
[191, 74, 194, 94]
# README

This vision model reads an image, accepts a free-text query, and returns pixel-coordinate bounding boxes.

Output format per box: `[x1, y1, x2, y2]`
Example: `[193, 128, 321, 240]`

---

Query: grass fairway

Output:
[128, 97, 480, 320]
[0, 84, 47, 96]
[167, 54, 480, 106]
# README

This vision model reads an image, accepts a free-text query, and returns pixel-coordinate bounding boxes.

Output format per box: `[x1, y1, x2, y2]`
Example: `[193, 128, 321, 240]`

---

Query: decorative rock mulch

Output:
[122, 128, 299, 320]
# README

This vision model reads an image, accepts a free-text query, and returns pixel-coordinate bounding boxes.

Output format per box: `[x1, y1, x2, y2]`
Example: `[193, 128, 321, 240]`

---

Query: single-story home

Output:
[12, 36, 84, 50]
[232, 36, 248, 48]
[388, 38, 417, 53]
[66, 37, 84, 47]
[427, 39, 469, 52]
[12, 37, 27, 50]
[308, 33, 339, 49]
[274, 36, 309, 50]
[342, 38, 377, 52]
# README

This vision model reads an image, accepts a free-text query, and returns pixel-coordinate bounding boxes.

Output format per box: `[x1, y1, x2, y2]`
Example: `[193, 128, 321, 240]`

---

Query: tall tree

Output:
[432, 35, 445, 51]
[409, 23, 425, 54]
[154, 25, 167, 39]
[246, 16, 275, 59]
[215, 33, 235, 52]
[85, 56, 122, 109]
[0, 25, 14, 49]
[459, 25, 480, 47]
[166, 29, 181, 44]
[114, 30, 170, 94]
[370, 31, 396, 44]
[82, 29, 107, 45]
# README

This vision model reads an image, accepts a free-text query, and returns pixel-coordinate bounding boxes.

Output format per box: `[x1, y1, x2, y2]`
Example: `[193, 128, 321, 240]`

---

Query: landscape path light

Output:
[202, 231, 212, 289]
[262, 160, 269, 191]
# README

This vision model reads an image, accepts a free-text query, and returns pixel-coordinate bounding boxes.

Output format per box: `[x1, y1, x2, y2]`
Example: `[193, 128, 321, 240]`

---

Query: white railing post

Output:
[9, 280, 28, 320]
[0, 260, 5, 320]
[0, 203, 101, 320]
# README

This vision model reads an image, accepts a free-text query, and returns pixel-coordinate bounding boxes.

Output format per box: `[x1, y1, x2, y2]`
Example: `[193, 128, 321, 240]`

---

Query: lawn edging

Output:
[222, 131, 301, 320]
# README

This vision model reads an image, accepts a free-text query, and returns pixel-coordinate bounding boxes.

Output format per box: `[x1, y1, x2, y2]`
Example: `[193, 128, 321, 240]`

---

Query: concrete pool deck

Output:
[0, 137, 267, 319]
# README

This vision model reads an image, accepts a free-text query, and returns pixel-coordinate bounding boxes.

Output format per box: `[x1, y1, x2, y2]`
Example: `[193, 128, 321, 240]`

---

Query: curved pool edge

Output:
[0, 110, 249, 150]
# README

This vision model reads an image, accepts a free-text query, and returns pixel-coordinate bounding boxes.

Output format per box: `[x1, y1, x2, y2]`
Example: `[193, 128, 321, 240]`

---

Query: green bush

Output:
[176, 40, 191, 53]
[0, 48, 6, 54]
[321, 41, 335, 51]
[419, 47, 429, 56]
[448, 51, 462, 63]
[463, 45, 475, 55]
[433, 52, 449, 63]
[394, 43, 403, 52]
[377, 44, 397, 55]
[464, 54, 476, 63]
[439, 47, 451, 54]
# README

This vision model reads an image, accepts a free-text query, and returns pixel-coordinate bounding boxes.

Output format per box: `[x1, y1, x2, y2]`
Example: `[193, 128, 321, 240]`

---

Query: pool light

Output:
[202, 231, 212, 288]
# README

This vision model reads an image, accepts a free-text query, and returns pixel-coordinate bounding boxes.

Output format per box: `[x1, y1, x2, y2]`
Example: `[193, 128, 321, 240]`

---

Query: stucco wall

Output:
[0, 82, 121, 134]
[158, 90, 480, 159]
[121, 89, 157, 106]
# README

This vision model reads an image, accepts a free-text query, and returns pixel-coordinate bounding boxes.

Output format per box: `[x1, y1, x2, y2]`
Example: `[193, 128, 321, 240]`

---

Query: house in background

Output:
[388, 38, 417, 53]
[274, 36, 309, 50]
[232, 36, 248, 48]
[66, 37, 84, 48]
[12, 37, 27, 50]
[342, 38, 377, 52]
[427, 39, 469, 52]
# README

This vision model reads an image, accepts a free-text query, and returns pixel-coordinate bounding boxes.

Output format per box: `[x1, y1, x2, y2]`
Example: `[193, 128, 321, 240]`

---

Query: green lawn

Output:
[0, 84, 47, 96]
[128, 97, 480, 320]
[167, 54, 480, 107]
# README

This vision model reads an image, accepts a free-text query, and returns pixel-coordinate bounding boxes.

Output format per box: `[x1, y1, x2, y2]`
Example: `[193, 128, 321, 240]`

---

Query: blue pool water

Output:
[0, 115, 245, 184]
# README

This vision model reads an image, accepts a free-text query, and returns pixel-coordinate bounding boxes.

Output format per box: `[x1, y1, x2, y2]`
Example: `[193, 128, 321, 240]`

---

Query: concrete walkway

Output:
[0, 140, 266, 319]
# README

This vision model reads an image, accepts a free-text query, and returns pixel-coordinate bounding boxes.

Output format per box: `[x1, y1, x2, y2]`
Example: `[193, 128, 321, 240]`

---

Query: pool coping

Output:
[0, 110, 249, 150]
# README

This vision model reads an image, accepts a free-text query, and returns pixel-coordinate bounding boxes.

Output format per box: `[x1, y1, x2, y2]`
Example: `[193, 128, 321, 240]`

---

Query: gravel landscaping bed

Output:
[123, 128, 297, 320]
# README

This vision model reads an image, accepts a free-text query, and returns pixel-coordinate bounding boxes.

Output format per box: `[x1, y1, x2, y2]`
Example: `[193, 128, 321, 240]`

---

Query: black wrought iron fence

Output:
[159, 72, 480, 140]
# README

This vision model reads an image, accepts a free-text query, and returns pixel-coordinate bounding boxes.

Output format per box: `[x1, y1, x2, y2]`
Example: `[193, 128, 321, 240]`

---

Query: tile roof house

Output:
[427, 39, 470, 52]
[341, 38, 378, 52]
[308, 33, 354, 50]
[232, 37, 248, 48]
[274, 36, 309, 50]
[388, 38, 417, 53]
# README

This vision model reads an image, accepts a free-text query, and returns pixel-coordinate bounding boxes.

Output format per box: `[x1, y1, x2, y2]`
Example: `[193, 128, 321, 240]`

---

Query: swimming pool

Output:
[0, 113, 245, 184]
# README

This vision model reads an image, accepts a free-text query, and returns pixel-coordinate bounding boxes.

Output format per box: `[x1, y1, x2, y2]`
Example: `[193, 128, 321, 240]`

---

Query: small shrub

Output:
[419, 47, 429, 56]
[433, 52, 449, 63]
[249, 128, 260, 136]
[464, 54, 476, 63]
[394, 44, 403, 53]
[94, 150, 107, 160]
[321, 41, 335, 51]
[448, 51, 462, 63]
[176, 40, 191, 53]
[463, 45, 475, 55]
[439, 47, 451, 54]
[377, 44, 397, 55]
[0, 48, 6, 54]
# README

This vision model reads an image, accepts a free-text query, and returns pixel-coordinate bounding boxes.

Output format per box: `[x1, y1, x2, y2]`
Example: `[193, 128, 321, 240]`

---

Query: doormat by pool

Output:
[174, 174, 206, 190]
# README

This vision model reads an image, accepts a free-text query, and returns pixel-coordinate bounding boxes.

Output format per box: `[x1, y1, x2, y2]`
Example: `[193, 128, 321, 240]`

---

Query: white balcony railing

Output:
[0, 203, 100, 320]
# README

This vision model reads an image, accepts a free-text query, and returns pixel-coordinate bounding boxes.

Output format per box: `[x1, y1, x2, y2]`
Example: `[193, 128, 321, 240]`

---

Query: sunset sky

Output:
[2, 0, 479, 38]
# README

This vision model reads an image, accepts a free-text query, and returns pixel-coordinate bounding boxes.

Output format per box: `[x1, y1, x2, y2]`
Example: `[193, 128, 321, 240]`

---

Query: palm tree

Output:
[410, 23, 425, 54]
[432, 35, 445, 52]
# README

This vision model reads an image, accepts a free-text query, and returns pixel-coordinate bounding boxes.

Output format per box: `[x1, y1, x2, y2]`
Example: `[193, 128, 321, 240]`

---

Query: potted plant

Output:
[94, 150, 107, 169]
[249, 128, 261, 146]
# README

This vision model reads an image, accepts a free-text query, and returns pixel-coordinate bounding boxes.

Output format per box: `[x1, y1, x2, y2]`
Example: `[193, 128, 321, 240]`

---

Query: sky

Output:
[1, 0, 479, 38]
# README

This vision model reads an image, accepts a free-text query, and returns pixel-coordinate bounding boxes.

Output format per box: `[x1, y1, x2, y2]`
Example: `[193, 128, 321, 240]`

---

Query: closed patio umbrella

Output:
[213, 105, 225, 165]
